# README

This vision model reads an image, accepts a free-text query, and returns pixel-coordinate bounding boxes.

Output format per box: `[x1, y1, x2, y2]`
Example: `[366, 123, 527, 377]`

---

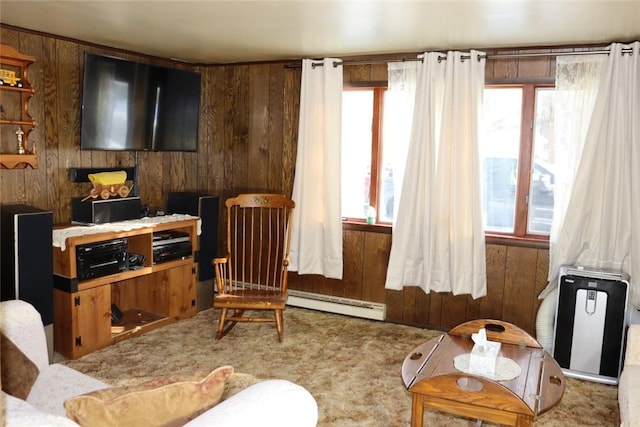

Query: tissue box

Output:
[469, 341, 501, 377]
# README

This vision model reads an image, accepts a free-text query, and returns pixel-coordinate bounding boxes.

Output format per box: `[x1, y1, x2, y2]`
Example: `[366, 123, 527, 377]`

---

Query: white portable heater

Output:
[552, 266, 629, 385]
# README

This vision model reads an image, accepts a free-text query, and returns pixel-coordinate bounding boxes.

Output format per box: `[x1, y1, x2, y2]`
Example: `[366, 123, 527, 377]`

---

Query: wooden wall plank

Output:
[502, 246, 539, 334]
[342, 229, 364, 299]
[428, 292, 443, 327]
[480, 244, 506, 319]
[490, 53, 519, 79]
[370, 63, 387, 81]
[516, 54, 552, 79]
[413, 288, 430, 326]
[345, 64, 370, 83]
[385, 288, 404, 322]
[282, 68, 300, 197]
[40, 37, 61, 217]
[402, 287, 422, 325]
[231, 65, 249, 192]
[440, 294, 469, 330]
[54, 39, 81, 224]
[361, 232, 391, 303]
[20, 32, 46, 208]
[205, 67, 225, 195]
[247, 66, 269, 191]
[268, 64, 285, 192]
[222, 66, 236, 200]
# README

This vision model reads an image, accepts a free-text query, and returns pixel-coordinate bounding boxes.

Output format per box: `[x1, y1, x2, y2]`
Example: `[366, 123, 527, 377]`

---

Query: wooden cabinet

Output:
[53, 217, 199, 359]
[0, 44, 37, 169]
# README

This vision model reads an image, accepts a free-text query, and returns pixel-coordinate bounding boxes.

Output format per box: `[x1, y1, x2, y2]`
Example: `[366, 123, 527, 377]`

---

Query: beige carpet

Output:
[57, 307, 620, 426]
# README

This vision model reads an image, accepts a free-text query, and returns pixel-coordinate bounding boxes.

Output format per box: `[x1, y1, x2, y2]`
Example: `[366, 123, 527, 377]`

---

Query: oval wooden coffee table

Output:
[402, 319, 565, 426]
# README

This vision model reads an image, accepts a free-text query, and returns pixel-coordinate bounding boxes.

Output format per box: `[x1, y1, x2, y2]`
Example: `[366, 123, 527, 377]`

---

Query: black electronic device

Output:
[152, 230, 192, 264]
[72, 197, 142, 225]
[76, 238, 129, 281]
[80, 52, 201, 152]
[128, 253, 145, 268]
[553, 266, 628, 385]
[167, 192, 219, 280]
[0, 204, 54, 325]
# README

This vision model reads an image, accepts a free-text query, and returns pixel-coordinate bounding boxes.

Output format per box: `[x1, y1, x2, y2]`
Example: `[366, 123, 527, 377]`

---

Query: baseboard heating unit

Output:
[287, 290, 386, 321]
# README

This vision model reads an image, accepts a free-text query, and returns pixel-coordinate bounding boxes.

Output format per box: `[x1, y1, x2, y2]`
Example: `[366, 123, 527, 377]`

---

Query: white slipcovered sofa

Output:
[619, 324, 640, 427]
[1, 299, 318, 426]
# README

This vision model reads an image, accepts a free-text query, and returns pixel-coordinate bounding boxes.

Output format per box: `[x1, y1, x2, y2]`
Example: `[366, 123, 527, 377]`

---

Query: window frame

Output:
[483, 83, 554, 244]
[341, 83, 389, 225]
[341, 81, 555, 246]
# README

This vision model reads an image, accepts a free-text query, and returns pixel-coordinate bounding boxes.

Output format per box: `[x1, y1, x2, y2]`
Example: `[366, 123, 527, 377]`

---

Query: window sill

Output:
[342, 220, 392, 234]
[342, 220, 549, 248]
[485, 233, 550, 249]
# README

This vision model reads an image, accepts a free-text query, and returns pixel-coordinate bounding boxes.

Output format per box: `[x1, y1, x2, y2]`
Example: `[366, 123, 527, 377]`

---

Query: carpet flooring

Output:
[58, 307, 620, 426]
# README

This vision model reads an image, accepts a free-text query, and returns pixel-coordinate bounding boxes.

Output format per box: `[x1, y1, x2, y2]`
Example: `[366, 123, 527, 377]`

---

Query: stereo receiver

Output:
[152, 231, 192, 264]
[76, 238, 128, 281]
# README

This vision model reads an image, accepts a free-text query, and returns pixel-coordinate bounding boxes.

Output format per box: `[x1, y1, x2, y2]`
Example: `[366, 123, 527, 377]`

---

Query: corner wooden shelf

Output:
[1, 44, 37, 169]
[0, 153, 37, 169]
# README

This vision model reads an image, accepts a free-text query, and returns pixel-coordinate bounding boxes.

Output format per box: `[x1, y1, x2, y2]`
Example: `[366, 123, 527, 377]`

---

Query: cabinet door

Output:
[167, 264, 197, 318]
[54, 286, 111, 359]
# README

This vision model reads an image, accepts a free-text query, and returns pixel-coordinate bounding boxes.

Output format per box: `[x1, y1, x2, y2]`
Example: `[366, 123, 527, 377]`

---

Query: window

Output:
[480, 85, 555, 238]
[342, 85, 412, 224]
[342, 83, 556, 240]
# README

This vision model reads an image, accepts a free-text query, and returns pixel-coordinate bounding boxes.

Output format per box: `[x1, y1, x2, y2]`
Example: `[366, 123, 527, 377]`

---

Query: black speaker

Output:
[167, 192, 219, 281]
[72, 197, 142, 224]
[1, 204, 53, 325]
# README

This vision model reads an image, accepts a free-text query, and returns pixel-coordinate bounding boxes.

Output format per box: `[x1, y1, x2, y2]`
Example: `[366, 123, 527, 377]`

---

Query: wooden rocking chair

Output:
[212, 194, 295, 342]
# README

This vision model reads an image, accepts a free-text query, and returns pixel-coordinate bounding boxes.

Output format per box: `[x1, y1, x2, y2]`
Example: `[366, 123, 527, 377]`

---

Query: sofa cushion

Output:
[183, 379, 318, 427]
[64, 365, 234, 427]
[1, 333, 40, 400]
[619, 364, 640, 427]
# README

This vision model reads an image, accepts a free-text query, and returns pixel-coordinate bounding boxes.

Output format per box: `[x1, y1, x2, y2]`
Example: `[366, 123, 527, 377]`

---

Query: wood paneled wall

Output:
[1, 25, 596, 336]
[0, 27, 300, 223]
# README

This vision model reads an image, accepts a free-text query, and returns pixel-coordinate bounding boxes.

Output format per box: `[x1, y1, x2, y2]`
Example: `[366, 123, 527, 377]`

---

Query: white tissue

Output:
[468, 328, 501, 377]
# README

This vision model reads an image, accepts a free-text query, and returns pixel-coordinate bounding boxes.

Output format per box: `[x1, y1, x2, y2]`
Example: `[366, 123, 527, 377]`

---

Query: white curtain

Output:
[385, 51, 487, 299]
[542, 53, 606, 298]
[544, 42, 640, 306]
[289, 58, 344, 279]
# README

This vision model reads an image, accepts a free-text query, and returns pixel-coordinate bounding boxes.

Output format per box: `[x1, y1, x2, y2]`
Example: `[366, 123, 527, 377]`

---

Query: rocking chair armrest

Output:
[212, 255, 229, 266]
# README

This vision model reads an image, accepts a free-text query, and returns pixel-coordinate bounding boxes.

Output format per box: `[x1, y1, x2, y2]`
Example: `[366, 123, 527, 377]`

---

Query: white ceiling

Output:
[1, 1, 640, 64]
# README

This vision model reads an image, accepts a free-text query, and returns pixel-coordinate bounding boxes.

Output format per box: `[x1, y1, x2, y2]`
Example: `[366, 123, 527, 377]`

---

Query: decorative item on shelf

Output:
[0, 68, 22, 87]
[81, 170, 133, 201]
[0, 104, 5, 119]
[15, 127, 25, 154]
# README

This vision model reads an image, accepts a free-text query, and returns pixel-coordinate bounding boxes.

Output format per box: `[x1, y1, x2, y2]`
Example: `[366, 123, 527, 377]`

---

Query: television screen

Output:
[149, 67, 201, 152]
[80, 52, 201, 152]
[81, 53, 150, 151]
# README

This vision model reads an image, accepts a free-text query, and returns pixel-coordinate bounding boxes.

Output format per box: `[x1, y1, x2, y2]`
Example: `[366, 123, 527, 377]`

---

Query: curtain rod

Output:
[310, 47, 631, 68]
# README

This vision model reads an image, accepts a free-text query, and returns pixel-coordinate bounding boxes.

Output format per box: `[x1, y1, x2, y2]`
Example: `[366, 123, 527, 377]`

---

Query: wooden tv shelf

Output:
[52, 216, 200, 359]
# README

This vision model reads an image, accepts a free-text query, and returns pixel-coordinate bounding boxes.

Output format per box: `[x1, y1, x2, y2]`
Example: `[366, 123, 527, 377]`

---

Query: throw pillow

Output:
[64, 365, 234, 427]
[1, 332, 40, 400]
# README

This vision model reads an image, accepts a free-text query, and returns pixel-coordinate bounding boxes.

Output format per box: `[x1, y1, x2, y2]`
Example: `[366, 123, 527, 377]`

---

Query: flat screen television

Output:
[80, 52, 201, 152]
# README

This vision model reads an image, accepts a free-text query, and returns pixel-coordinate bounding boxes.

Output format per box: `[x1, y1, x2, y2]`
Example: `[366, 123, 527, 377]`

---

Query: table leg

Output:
[515, 413, 533, 427]
[411, 394, 424, 427]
